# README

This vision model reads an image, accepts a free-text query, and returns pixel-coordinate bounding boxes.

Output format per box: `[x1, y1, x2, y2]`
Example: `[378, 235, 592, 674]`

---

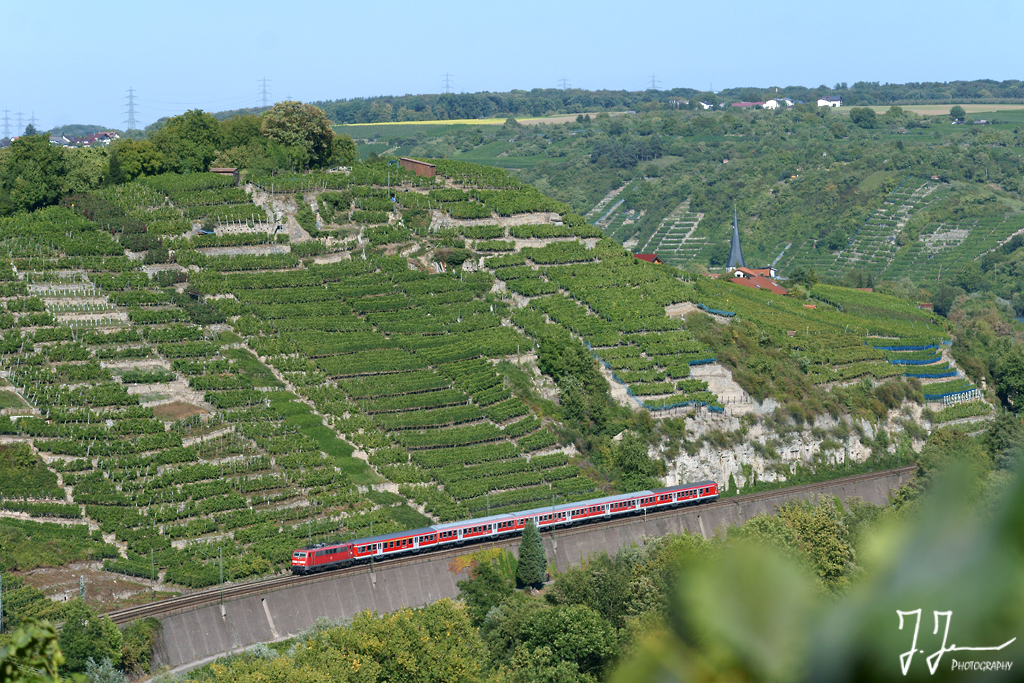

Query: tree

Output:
[457, 560, 515, 625]
[950, 105, 966, 121]
[83, 657, 123, 683]
[516, 521, 547, 588]
[261, 101, 334, 169]
[331, 134, 357, 167]
[57, 600, 122, 673]
[995, 344, 1024, 411]
[150, 109, 223, 173]
[23, 124, 38, 137]
[848, 107, 877, 129]
[614, 432, 658, 491]
[521, 604, 617, 677]
[0, 619, 69, 683]
[110, 140, 165, 182]
[0, 134, 66, 215]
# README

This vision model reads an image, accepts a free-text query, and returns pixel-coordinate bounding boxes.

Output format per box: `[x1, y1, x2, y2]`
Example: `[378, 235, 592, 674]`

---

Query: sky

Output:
[3, 0, 1022, 133]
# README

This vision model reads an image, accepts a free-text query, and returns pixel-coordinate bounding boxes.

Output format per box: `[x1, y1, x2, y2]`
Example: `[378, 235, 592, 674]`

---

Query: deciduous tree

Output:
[150, 109, 224, 173]
[457, 560, 515, 625]
[0, 134, 66, 215]
[57, 599, 122, 673]
[261, 101, 334, 169]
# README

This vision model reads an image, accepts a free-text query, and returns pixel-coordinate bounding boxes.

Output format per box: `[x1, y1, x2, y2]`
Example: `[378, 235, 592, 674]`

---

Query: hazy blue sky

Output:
[4, 0, 1021, 132]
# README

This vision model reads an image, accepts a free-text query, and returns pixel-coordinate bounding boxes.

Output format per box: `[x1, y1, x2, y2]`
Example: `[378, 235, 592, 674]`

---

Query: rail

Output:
[106, 465, 916, 625]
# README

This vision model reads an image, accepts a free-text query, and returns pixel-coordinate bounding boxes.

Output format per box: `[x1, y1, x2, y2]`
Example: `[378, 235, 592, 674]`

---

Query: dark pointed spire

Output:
[727, 205, 745, 269]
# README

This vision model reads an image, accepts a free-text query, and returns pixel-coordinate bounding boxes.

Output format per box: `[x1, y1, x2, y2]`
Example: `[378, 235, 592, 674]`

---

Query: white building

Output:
[817, 96, 842, 108]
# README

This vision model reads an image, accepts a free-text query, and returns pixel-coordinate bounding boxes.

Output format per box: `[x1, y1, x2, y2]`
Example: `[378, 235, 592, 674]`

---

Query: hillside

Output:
[0, 158, 1012, 620]
[337, 105, 1024, 318]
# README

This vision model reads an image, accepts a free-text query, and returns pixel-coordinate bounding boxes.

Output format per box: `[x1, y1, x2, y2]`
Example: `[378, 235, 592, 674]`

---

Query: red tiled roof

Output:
[633, 253, 664, 264]
[728, 275, 788, 296]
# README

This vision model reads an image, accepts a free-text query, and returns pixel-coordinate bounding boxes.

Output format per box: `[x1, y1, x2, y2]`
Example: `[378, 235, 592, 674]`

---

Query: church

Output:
[721, 208, 787, 295]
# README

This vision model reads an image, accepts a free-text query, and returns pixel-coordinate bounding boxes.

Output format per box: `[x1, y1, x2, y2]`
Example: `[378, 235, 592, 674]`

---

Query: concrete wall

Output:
[156, 468, 912, 669]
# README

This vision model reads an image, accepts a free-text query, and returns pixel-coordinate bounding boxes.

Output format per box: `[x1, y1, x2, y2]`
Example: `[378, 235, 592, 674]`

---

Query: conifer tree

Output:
[516, 520, 547, 588]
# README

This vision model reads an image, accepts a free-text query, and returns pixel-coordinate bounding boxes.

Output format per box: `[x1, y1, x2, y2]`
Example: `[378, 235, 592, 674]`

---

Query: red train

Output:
[291, 480, 718, 574]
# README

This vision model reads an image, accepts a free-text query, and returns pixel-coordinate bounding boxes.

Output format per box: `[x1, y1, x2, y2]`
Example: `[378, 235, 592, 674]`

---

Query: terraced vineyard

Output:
[782, 179, 945, 278]
[0, 157, 993, 597]
[0, 161, 610, 591]
[881, 213, 1024, 282]
[636, 201, 705, 266]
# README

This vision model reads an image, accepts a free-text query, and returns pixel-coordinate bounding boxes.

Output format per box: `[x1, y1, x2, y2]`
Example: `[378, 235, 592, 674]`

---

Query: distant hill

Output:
[311, 80, 1024, 124]
[47, 123, 122, 137]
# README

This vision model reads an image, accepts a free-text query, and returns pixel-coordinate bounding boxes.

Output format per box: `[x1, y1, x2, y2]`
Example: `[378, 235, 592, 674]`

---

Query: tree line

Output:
[0, 102, 357, 217]
[308, 79, 1024, 124]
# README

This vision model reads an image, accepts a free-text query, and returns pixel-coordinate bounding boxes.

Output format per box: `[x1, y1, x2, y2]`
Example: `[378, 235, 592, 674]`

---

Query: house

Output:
[0, 138, 10, 149]
[763, 98, 794, 110]
[49, 135, 72, 147]
[81, 131, 119, 147]
[731, 102, 764, 109]
[817, 96, 842, 108]
[698, 101, 714, 110]
[763, 99, 781, 110]
[728, 274, 788, 296]
[731, 266, 778, 279]
[634, 253, 664, 264]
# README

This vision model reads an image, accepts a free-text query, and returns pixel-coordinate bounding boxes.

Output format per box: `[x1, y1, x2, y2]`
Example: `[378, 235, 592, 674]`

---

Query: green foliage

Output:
[57, 600, 122, 673]
[0, 619, 70, 683]
[0, 443, 64, 500]
[150, 110, 224, 174]
[260, 101, 335, 169]
[457, 558, 515, 625]
[515, 520, 547, 588]
[0, 135, 67, 215]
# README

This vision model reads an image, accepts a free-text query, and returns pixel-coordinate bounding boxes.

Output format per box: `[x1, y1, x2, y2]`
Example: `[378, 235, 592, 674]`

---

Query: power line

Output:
[28, 112, 39, 130]
[649, 74, 660, 90]
[1, 109, 10, 138]
[442, 73, 454, 94]
[15, 112, 24, 135]
[259, 77, 271, 108]
[124, 87, 138, 131]
[559, 77, 571, 91]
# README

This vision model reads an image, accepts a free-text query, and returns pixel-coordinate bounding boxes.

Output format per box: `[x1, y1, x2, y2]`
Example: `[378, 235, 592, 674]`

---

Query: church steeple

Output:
[727, 205, 746, 269]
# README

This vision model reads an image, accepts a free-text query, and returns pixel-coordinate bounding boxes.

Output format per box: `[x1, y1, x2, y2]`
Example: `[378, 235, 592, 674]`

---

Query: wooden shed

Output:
[399, 158, 436, 178]
[209, 167, 240, 184]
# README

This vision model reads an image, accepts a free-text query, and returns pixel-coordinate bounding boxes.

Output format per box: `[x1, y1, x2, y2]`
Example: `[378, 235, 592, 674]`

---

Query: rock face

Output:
[662, 399, 925, 490]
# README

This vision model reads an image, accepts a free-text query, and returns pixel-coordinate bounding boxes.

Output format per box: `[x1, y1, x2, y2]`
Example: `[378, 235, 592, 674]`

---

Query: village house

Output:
[817, 96, 843, 108]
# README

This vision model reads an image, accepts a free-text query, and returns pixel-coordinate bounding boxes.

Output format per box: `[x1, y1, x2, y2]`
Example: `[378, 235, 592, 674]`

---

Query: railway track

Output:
[107, 465, 916, 625]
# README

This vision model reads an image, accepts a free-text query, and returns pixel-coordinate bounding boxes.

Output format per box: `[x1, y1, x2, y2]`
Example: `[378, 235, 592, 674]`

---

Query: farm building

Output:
[633, 253, 665, 264]
[209, 167, 240, 184]
[399, 158, 436, 178]
[817, 96, 843, 107]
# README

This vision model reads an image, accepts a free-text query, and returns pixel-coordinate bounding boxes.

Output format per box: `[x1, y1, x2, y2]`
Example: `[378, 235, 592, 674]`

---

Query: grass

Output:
[0, 390, 26, 408]
[857, 170, 900, 194]
[268, 393, 380, 485]
[220, 347, 284, 388]
[386, 503, 432, 530]
[858, 104, 1024, 115]
[217, 330, 243, 345]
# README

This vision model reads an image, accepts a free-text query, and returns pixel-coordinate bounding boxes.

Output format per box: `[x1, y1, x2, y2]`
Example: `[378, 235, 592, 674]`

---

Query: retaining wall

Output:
[156, 468, 913, 669]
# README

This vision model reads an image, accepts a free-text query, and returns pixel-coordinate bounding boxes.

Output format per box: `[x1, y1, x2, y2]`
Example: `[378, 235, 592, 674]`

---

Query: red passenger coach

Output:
[292, 480, 719, 574]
